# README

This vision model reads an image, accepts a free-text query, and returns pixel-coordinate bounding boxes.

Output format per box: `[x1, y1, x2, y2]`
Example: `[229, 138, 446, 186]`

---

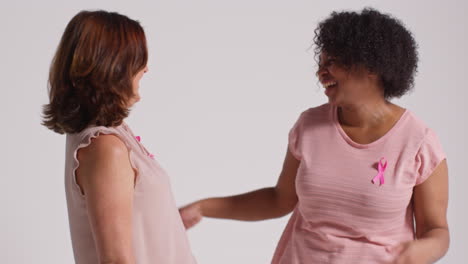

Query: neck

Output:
[337, 98, 394, 128]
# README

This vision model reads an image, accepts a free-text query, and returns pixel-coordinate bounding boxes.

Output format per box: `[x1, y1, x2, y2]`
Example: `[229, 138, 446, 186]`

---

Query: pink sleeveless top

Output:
[272, 104, 446, 263]
[64, 122, 196, 264]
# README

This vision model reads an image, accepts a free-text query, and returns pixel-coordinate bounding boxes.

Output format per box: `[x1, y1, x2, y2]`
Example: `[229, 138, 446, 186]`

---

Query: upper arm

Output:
[413, 159, 449, 238]
[274, 148, 300, 213]
[76, 135, 136, 263]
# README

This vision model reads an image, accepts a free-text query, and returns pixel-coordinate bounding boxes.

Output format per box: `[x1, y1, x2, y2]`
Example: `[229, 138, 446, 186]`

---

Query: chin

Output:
[327, 96, 340, 106]
[326, 92, 349, 107]
[127, 100, 138, 108]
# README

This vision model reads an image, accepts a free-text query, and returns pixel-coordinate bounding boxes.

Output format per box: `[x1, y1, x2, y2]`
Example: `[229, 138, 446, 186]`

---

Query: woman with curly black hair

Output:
[180, 8, 449, 263]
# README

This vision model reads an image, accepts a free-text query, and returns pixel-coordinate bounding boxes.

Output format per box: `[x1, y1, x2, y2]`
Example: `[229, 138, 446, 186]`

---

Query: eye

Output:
[317, 56, 338, 73]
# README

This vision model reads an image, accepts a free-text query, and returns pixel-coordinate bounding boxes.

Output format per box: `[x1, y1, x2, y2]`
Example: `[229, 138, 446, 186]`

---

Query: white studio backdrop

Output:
[1, 0, 467, 263]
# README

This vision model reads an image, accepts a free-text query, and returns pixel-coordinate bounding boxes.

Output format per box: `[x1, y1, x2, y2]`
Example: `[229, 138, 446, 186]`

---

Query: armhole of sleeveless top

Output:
[71, 130, 140, 197]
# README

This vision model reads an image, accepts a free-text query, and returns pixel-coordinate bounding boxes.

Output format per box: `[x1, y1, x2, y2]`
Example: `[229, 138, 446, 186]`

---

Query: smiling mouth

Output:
[323, 81, 337, 89]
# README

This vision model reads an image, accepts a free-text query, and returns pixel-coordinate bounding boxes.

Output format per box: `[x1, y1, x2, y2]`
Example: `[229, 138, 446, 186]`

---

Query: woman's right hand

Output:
[179, 201, 203, 229]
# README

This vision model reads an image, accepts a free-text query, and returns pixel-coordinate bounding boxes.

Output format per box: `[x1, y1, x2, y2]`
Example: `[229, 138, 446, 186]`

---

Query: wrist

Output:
[197, 199, 208, 217]
[415, 234, 449, 263]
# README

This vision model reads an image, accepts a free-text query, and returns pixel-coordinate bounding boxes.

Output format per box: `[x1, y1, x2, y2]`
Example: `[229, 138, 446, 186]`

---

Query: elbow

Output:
[100, 255, 135, 264]
[276, 201, 297, 217]
[273, 191, 298, 218]
[442, 227, 450, 252]
[100, 261, 134, 264]
[418, 226, 450, 261]
[436, 227, 450, 261]
[274, 209, 293, 219]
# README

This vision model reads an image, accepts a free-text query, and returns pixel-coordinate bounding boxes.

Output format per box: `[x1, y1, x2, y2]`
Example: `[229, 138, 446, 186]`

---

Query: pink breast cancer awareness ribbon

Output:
[372, 158, 387, 186]
[135, 136, 155, 159]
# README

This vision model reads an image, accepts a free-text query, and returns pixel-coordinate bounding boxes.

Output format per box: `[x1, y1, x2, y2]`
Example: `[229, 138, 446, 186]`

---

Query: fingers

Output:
[185, 217, 202, 229]
[390, 244, 404, 255]
[179, 206, 202, 230]
[386, 242, 409, 264]
[390, 240, 411, 255]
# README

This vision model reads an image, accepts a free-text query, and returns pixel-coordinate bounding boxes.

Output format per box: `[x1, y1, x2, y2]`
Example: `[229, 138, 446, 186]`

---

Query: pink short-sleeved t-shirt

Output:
[272, 103, 446, 264]
[64, 123, 197, 264]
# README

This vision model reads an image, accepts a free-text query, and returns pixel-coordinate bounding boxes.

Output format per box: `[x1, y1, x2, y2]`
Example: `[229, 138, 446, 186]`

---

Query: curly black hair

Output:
[314, 8, 418, 99]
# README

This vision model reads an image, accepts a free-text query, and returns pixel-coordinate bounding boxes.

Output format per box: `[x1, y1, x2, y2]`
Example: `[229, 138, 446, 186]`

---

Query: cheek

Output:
[133, 77, 142, 90]
[339, 85, 358, 101]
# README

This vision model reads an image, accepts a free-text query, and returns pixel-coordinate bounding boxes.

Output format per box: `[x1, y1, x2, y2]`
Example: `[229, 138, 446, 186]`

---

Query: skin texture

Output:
[128, 66, 149, 107]
[179, 52, 449, 263]
[180, 149, 299, 226]
[75, 67, 147, 264]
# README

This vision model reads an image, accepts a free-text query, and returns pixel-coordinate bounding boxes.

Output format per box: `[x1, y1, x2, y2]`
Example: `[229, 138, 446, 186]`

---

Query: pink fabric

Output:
[135, 136, 155, 159]
[65, 122, 196, 264]
[272, 104, 446, 264]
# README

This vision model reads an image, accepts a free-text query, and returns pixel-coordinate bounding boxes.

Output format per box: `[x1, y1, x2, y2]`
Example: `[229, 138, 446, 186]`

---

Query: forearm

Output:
[199, 187, 295, 221]
[100, 255, 135, 264]
[101, 261, 134, 264]
[417, 227, 450, 263]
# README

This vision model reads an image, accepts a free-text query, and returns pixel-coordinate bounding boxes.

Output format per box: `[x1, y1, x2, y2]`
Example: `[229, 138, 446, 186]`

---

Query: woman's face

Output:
[128, 65, 149, 107]
[317, 52, 381, 107]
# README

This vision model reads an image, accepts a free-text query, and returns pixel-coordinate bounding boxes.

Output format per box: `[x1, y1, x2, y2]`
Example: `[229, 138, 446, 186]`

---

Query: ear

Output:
[366, 71, 386, 95]
[366, 69, 380, 82]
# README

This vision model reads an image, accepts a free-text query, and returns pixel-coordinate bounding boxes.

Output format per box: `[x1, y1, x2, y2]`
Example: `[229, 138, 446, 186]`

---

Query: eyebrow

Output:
[319, 57, 331, 66]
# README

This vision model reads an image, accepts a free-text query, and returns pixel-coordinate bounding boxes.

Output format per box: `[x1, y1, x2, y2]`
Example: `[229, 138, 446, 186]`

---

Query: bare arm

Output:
[76, 135, 136, 264]
[390, 159, 449, 264]
[412, 159, 450, 262]
[179, 148, 300, 226]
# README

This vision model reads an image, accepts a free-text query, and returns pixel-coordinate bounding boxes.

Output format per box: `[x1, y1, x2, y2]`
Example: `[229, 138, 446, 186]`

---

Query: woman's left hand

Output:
[388, 240, 430, 264]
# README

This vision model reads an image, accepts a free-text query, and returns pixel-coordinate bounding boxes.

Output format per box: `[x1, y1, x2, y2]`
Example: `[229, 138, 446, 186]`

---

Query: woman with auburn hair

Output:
[43, 11, 196, 264]
[180, 8, 449, 264]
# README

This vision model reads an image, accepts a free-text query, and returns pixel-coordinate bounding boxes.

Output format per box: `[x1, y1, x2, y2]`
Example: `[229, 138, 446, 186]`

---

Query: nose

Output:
[143, 65, 149, 73]
[316, 65, 328, 82]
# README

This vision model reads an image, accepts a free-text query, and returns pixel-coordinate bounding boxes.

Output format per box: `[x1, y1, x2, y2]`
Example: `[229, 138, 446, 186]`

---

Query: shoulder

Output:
[393, 109, 445, 160]
[293, 103, 332, 127]
[300, 103, 330, 117]
[78, 134, 129, 164]
[74, 133, 134, 196]
[402, 110, 437, 141]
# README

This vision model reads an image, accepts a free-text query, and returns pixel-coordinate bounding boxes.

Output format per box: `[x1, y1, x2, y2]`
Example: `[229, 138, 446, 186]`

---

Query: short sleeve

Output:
[288, 112, 305, 160]
[415, 128, 446, 185]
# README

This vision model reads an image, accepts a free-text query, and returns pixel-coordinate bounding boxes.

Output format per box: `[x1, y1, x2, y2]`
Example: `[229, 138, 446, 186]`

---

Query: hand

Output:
[388, 240, 430, 264]
[179, 201, 203, 229]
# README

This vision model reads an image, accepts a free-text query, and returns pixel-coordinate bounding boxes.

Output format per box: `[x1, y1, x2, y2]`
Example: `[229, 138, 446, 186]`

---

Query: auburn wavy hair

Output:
[42, 10, 148, 134]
